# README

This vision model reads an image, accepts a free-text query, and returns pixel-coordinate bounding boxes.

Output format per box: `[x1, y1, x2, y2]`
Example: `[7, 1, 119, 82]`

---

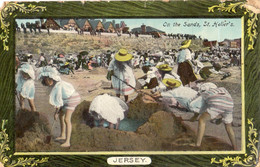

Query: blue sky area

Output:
[16, 18, 241, 42]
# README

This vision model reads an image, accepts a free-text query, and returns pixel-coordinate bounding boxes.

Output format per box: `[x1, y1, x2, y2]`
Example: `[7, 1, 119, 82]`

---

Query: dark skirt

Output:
[177, 61, 197, 86]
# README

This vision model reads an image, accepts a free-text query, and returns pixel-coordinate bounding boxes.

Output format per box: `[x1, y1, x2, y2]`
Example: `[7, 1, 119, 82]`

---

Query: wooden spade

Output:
[45, 120, 56, 144]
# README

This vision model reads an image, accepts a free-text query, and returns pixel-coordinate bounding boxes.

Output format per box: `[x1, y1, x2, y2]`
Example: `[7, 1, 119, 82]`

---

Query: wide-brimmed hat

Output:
[19, 63, 35, 80]
[180, 40, 191, 49]
[162, 78, 181, 88]
[115, 49, 133, 62]
[37, 66, 61, 81]
[156, 64, 173, 72]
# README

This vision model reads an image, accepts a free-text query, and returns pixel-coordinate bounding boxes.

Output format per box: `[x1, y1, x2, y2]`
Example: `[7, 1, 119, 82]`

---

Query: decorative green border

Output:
[0, 120, 48, 166]
[0, 1, 259, 166]
[211, 119, 258, 167]
[0, 2, 46, 51]
[208, 2, 258, 50]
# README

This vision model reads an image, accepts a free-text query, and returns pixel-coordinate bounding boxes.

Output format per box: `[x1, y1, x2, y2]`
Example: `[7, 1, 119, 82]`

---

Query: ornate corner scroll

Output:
[211, 119, 259, 167]
[0, 2, 46, 51]
[208, 2, 258, 50]
[0, 120, 49, 166]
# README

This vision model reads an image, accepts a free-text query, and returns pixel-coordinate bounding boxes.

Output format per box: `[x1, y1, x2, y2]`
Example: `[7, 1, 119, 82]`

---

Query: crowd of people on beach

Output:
[16, 39, 240, 150]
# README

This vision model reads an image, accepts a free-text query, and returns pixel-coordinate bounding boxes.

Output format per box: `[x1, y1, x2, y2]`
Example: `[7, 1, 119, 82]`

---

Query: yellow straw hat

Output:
[156, 64, 173, 72]
[115, 49, 133, 62]
[162, 78, 182, 88]
[180, 40, 191, 49]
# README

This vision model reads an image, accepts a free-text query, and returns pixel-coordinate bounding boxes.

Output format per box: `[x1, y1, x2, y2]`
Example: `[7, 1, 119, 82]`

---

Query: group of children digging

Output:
[16, 65, 80, 147]
[16, 42, 237, 150]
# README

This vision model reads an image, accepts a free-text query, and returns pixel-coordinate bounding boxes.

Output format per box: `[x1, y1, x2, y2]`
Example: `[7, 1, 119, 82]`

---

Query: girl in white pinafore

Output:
[16, 63, 36, 112]
[37, 66, 80, 147]
[107, 49, 136, 102]
[89, 93, 128, 129]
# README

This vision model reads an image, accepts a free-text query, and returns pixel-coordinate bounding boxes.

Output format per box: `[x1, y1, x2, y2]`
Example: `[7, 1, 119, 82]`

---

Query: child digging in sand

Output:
[89, 93, 128, 129]
[152, 80, 237, 150]
[38, 66, 81, 147]
[16, 63, 37, 112]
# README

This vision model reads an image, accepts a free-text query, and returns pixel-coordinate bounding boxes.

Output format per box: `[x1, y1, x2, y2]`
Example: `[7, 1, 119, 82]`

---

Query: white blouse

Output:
[49, 81, 75, 108]
[16, 76, 35, 99]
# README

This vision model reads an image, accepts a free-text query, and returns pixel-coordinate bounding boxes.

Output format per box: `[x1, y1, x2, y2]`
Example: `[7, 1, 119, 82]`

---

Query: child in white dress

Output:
[107, 49, 136, 102]
[38, 66, 81, 147]
[16, 63, 36, 112]
[89, 93, 128, 129]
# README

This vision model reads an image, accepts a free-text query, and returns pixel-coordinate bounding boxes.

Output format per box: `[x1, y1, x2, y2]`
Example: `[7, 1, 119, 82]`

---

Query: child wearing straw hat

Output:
[151, 64, 182, 93]
[177, 40, 197, 87]
[107, 49, 136, 102]
[16, 63, 36, 112]
[38, 66, 81, 147]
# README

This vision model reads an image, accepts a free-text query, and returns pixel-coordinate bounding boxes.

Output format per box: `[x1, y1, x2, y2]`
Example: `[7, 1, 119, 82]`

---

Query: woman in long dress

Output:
[177, 40, 197, 86]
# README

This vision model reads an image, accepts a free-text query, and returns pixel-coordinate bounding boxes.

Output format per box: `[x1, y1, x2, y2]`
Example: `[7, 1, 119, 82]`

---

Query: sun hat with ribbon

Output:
[180, 40, 191, 49]
[162, 78, 182, 88]
[19, 63, 35, 80]
[37, 66, 61, 81]
[115, 49, 133, 62]
[156, 64, 173, 72]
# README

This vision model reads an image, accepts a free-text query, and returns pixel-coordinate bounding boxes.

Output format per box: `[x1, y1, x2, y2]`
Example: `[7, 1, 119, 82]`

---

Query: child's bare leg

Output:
[56, 111, 66, 140]
[28, 99, 37, 111]
[189, 113, 199, 122]
[124, 95, 128, 102]
[61, 109, 73, 147]
[109, 123, 114, 129]
[19, 94, 25, 110]
[225, 123, 237, 150]
[98, 119, 105, 127]
[196, 112, 211, 146]
[115, 118, 120, 130]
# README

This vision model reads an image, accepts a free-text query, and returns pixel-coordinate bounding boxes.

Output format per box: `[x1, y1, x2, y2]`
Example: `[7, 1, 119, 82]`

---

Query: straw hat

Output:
[19, 63, 35, 80]
[162, 78, 181, 88]
[115, 49, 133, 62]
[156, 64, 173, 72]
[180, 40, 191, 49]
[37, 66, 61, 81]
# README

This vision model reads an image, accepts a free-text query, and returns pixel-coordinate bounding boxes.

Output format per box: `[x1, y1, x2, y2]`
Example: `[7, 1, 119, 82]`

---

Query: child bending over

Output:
[16, 63, 36, 112]
[38, 66, 81, 147]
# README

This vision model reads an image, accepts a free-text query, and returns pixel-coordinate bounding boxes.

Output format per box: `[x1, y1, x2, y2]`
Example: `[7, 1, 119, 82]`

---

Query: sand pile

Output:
[15, 110, 52, 151]
[127, 94, 164, 120]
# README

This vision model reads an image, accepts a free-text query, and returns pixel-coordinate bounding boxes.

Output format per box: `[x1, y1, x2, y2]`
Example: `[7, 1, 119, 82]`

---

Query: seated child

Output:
[138, 66, 159, 89]
[16, 63, 36, 112]
[89, 93, 128, 129]
[37, 66, 81, 147]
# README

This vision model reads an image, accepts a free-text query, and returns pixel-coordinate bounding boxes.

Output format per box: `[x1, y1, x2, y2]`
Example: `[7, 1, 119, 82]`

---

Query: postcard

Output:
[0, 0, 259, 166]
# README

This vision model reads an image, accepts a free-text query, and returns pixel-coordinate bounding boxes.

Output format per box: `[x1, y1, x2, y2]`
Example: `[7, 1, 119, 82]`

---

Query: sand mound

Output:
[127, 94, 164, 120]
[15, 110, 52, 151]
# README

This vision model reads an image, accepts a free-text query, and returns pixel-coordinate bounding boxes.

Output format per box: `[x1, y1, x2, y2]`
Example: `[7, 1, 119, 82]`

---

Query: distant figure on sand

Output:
[38, 66, 81, 147]
[16, 63, 36, 112]
[89, 93, 128, 129]
[107, 49, 136, 102]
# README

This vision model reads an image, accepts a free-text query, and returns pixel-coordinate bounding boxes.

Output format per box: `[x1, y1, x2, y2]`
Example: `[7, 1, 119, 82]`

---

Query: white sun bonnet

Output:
[198, 82, 217, 93]
[37, 66, 61, 81]
[19, 63, 35, 80]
